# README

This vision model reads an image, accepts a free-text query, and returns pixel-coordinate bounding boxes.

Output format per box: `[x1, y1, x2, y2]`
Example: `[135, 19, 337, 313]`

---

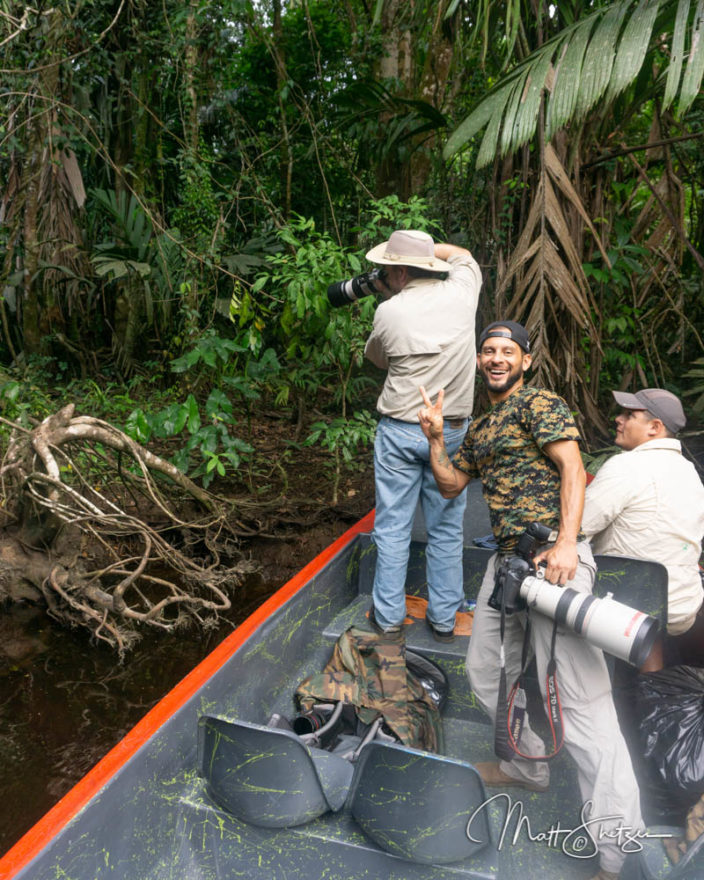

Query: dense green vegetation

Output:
[2, 0, 704, 494]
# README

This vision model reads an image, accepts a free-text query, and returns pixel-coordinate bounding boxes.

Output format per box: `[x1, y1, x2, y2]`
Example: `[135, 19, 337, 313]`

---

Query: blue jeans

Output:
[371, 416, 469, 631]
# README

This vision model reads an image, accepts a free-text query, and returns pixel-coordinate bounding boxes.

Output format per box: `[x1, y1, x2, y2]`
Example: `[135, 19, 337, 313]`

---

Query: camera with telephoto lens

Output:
[489, 522, 660, 667]
[489, 522, 553, 614]
[327, 267, 388, 308]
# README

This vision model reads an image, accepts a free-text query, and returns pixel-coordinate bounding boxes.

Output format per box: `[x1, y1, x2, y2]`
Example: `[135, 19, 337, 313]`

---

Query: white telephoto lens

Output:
[520, 574, 659, 667]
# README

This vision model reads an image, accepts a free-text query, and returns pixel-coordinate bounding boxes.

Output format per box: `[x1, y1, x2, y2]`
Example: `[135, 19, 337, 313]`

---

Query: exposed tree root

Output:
[0, 405, 255, 655]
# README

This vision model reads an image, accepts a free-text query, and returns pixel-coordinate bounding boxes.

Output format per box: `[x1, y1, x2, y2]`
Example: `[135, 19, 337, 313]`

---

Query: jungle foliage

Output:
[2, 0, 704, 479]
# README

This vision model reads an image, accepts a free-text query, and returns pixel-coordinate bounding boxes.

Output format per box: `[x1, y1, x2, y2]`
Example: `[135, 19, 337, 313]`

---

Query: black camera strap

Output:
[494, 605, 565, 762]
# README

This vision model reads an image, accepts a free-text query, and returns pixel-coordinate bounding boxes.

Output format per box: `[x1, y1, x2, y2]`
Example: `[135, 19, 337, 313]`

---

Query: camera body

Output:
[489, 522, 554, 613]
[488, 522, 659, 667]
[327, 267, 388, 308]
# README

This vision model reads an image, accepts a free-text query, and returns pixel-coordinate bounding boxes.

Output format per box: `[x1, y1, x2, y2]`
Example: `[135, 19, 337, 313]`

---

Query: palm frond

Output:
[678, 0, 704, 115]
[544, 144, 611, 267]
[444, 0, 704, 166]
[497, 167, 596, 328]
[476, 81, 521, 168]
[513, 48, 554, 151]
[662, 0, 690, 108]
[444, 79, 515, 160]
[574, 4, 626, 118]
[605, 0, 660, 103]
[545, 22, 593, 139]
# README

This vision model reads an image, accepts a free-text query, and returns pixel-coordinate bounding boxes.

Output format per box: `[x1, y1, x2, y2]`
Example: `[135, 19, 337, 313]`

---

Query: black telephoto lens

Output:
[327, 268, 387, 308]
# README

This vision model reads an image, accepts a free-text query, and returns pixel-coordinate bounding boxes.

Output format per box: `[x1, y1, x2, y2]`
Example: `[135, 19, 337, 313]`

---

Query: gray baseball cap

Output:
[611, 388, 686, 434]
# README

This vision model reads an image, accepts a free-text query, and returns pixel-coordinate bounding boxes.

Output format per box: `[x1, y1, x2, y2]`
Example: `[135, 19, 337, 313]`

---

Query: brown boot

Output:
[474, 761, 549, 793]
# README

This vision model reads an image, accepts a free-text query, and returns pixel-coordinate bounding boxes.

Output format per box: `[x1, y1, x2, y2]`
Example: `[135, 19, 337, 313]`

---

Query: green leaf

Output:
[662, 0, 690, 110]
[444, 81, 514, 159]
[170, 348, 201, 372]
[678, 0, 704, 116]
[500, 70, 531, 157]
[186, 394, 201, 434]
[477, 81, 520, 167]
[125, 408, 151, 443]
[546, 23, 594, 139]
[201, 347, 217, 368]
[0, 380, 21, 403]
[206, 389, 233, 420]
[605, 0, 660, 103]
[93, 258, 129, 279]
[511, 47, 554, 155]
[576, 3, 627, 116]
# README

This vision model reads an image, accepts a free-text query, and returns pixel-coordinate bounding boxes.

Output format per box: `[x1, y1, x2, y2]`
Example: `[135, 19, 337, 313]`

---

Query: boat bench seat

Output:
[198, 715, 354, 828]
[197, 715, 492, 866]
[619, 824, 704, 879]
[349, 539, 669, 645]
[348, 739, 491, 865]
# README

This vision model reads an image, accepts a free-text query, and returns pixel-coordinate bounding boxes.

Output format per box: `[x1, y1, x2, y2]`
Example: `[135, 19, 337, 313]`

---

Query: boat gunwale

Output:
[0, 510, 376, 878]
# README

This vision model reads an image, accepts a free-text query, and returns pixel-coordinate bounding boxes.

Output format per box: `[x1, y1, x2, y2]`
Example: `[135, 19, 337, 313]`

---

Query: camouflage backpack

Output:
[292, 626, 446, 756]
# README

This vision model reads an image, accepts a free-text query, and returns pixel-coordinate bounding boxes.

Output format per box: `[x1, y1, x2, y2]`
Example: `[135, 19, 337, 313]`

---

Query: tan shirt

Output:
[364, 253, 481, 422]
[582, 438, 704, 634]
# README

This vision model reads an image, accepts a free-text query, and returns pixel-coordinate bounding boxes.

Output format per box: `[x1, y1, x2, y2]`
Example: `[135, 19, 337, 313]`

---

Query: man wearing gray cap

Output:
[363, 229, 481, 641]
[582, 388, 704, 667]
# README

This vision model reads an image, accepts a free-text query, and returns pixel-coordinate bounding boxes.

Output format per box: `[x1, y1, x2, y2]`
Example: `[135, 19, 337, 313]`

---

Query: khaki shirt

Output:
[582, 438, 704, 634]
[364, 254, 481, 422]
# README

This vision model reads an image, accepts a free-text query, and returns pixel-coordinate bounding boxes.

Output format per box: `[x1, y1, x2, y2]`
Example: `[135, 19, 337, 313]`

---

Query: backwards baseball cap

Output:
[612, 388, 686, 434]
[478, 320, 531, 353]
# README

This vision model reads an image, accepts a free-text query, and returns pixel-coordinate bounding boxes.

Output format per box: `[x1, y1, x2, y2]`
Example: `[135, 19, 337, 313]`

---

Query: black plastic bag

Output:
[635, 665, 704, 814]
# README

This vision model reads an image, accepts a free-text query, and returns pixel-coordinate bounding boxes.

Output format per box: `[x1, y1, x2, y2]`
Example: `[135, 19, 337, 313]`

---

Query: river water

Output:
[0, 572, 279, 856]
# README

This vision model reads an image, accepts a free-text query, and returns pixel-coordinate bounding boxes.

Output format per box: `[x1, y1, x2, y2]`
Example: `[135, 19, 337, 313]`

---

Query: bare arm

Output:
[433, 243, 471, 261]
[418, 386, 471, 498]
[533, 439, 586, 585]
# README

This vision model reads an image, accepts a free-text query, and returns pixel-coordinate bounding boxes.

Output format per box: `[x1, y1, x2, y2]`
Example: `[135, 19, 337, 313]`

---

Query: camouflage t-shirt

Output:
[452, 386, 582, 552]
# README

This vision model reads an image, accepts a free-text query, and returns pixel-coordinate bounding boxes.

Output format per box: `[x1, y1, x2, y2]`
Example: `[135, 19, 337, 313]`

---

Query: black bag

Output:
[635, 665, 704, 815]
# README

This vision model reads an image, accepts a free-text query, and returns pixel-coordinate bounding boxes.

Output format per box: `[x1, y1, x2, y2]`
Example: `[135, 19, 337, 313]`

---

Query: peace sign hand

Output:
[418, 386, 445, 440]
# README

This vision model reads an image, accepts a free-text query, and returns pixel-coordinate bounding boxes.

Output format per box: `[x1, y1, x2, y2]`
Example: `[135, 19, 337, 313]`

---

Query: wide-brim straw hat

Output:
[366, 229, 451, 272]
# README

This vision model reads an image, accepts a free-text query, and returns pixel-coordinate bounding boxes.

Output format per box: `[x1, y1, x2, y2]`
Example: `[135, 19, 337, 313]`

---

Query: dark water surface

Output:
[0, 574, 278, 856]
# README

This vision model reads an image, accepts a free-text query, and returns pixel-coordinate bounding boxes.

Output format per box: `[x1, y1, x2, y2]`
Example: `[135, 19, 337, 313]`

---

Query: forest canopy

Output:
[1, 2, 704, 646]
[2, 0, 704, 431]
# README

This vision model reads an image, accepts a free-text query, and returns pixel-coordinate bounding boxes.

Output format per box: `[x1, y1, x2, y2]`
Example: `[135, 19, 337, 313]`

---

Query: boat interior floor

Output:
[178, 608, 596, 880]
[14, 530, 680, 880]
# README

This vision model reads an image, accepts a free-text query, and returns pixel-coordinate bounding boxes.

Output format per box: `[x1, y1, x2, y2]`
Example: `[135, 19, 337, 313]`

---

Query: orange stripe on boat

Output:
[0, 510, 376, 878]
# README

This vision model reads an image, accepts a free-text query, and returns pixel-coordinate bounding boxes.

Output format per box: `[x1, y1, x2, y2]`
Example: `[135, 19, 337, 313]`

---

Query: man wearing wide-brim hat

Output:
[363, 229, 482, 642]
[582, 387, 704, 669]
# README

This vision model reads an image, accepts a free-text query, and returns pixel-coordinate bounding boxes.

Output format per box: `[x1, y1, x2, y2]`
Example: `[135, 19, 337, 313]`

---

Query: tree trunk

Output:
[375, 0, 413, 198]
[272, 0, 293, 218]
[21, 8, 65, 356]
[410, 0, 456, 194]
